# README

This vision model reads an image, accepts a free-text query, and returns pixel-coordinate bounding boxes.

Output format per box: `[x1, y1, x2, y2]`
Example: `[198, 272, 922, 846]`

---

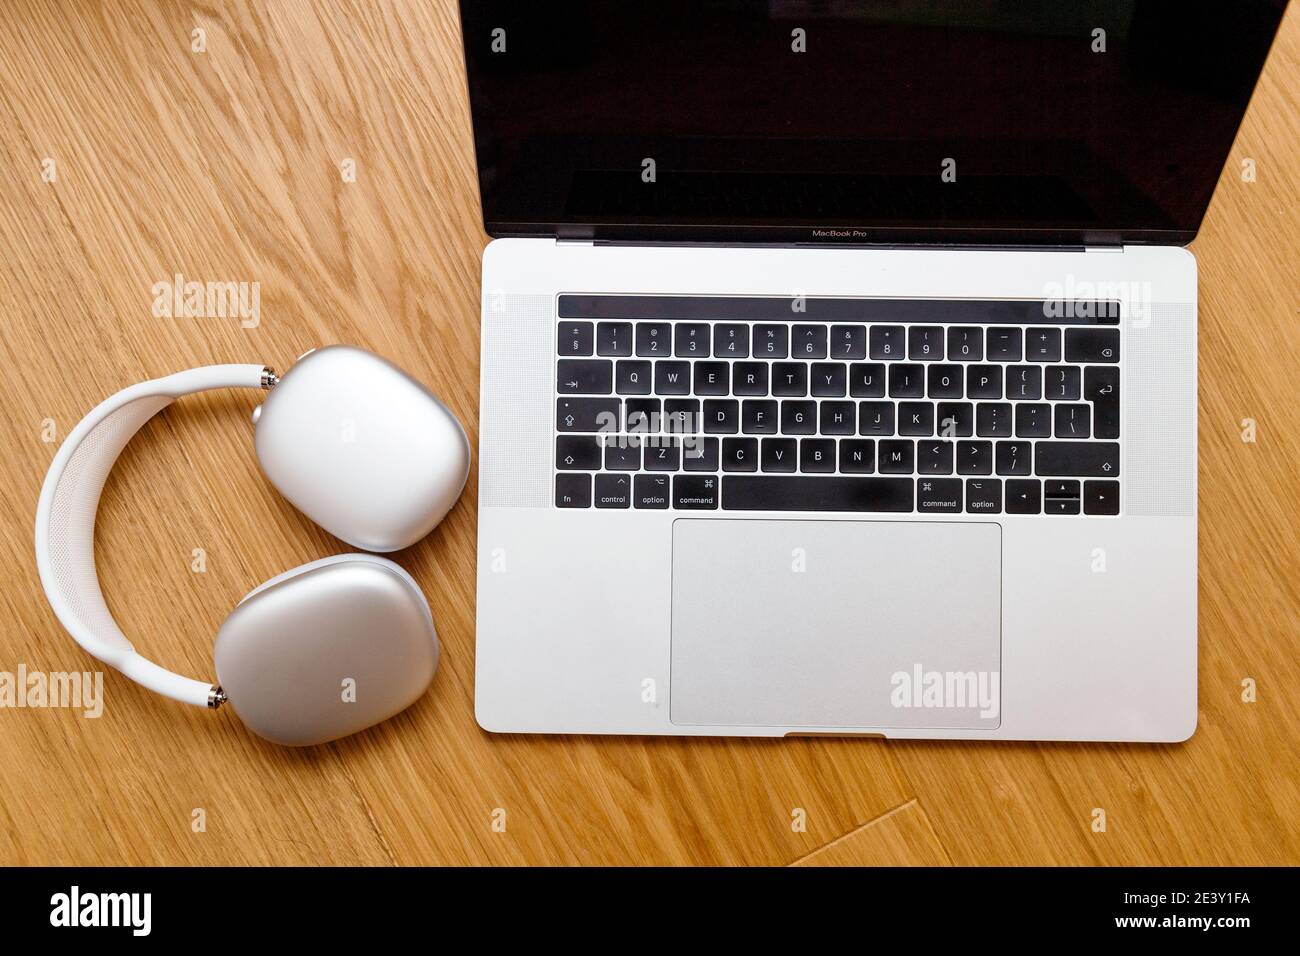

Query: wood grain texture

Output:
[0, 1, 1295, 866]
[791, 801, 952, 867]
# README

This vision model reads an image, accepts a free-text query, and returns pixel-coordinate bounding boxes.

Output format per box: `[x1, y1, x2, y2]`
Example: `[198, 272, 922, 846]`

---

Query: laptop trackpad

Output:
[670, 519, 1001, 730]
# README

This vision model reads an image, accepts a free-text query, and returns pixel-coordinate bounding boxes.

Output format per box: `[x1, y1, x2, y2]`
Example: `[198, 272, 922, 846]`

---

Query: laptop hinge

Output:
[1085, 244, 1125, 253]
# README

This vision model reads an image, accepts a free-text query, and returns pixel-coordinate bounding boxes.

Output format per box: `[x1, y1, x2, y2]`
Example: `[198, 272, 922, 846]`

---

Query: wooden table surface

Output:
[1, 2, 1296, 867]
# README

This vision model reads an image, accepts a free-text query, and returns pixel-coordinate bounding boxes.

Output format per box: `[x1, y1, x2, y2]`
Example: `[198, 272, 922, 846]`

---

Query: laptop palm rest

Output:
[670, 519, 1002, 730]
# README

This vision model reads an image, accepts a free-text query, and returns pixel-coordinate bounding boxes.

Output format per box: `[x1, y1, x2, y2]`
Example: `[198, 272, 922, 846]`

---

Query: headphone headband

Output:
[35, 364, 271, 708]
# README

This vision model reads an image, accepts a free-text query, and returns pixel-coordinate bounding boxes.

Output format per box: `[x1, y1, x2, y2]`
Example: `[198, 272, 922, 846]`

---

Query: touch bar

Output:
[558, 295, 1120, 325]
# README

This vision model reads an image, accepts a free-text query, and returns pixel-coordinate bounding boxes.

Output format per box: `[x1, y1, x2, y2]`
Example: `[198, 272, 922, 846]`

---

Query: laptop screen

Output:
[460, 1, 1285, 246]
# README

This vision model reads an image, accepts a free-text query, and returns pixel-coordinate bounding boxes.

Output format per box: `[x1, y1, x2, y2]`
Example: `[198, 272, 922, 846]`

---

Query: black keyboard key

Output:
[928, 364, 964, 399]
[792, 324, 828, 358]
[1084, 479, 1120, 515]
[781, 400, 817, 435]
[643, 437, 682, 472]
[1045, 365, 1081, 400]
[965, 477, 1002, 514]
[936, 402, 974, 437]
[594, 473, 632, 509]
[830, 325, 867, 359]
[559, 322, 594, 356]
[800, 438, 836, 473]
[655, 361, 691, 395]
[839, 438, 875, 474]
[742, 399, 779, 434]
[898, 402, 934, 436]
[967, 365, 1003, 399]
[634, 321, 671, 356]
[1053, 403, 1091, 438]
[733, 362, 769, 396]
[771, 362, 808, 396]
[761, 437, 798, 472]
[1044, 479, 1080, 499]
[1066, 327, 1120, 363]
[693, 362, 730, 396]
[975, 402, 1013, 437]
[555, 473, 591, 508]
[674, 474, 719, 510]
[918, 440, 955, 475]
[947, 326, 984, 362]
[615, 360, 652, 395]
[849, 362, 886, 397]
[1084, 366, 1120, 439]
[1045, 492, 1081, 515]
[1025, 328, 1062, 362]
[858, 401, 895, 436]
[557, 397, 619, 433]
[596, 322, 633, 357]
[1035, 441, 1120, 477]
[819, 401, 856, 435]
[722, 476, 913, 512]
[878, 439, 915, 474]
[889, 363, 925, 398]
[1009, 365, 1042, 401]
[869, 325, 906, 360]
[556, 435, 602, 470]
[603, 436, 641, 471]
[557, 359, 613, 395]
[664, 398, 700, 433]
[634, 474, 671, 509]
[917, 477, 962, 513]
[674, 323, 711, 357]
[1006, 478, 1041, 514]
[683, 436, 720, 471]
[722, 437, 759, 472]
[995, 440, 1032, 476]
[625, 398, 659, 433]
[957, 440, 993, 475]
[987, 328, 1022, 362]
[753, 324, 789, 358]
[811, 362, 848, 397]
[908, 326, 944, 361]
[703, 399, 740, 434]
[714, 323, 750, 358]
[1015, 403, 1052, 437]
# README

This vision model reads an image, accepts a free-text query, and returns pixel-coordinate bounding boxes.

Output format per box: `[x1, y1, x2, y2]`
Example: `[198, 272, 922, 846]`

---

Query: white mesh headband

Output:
[34, 364, 274, 708]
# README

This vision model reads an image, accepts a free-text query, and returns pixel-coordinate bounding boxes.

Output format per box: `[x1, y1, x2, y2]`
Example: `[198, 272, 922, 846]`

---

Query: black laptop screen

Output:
[459, 1, 1285, 246]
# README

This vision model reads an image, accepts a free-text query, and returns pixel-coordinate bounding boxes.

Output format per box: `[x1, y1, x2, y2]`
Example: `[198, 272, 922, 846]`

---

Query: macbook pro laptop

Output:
[465, 2, 1286, 740]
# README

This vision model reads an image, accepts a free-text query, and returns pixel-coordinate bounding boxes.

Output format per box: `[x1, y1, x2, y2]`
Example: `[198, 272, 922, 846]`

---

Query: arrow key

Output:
[1006, 479, 1042, 514]
[1084, 479, 1120, 516]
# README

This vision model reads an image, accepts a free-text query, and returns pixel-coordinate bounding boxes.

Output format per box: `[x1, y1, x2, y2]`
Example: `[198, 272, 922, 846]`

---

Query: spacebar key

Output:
[723, 476, 914, 512]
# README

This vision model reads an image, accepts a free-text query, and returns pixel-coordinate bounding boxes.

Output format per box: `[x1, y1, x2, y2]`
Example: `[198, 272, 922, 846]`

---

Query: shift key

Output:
[1035, 441, 1120, 477]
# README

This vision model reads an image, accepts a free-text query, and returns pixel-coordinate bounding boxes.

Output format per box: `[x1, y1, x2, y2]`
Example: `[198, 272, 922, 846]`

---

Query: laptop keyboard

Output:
[553, 296, 1121, 516]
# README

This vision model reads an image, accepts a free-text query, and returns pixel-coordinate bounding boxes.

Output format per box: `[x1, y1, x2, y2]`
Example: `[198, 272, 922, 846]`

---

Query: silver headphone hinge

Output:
[260, 367, 279, 390]
[207, 686, 228, 709]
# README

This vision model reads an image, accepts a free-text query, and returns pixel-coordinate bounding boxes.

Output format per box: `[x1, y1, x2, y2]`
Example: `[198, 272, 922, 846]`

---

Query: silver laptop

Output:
[464, 3, 1283, 740]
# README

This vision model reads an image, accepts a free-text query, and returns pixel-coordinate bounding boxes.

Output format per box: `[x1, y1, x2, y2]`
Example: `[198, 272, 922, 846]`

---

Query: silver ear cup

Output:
[213, 555, 438, 746]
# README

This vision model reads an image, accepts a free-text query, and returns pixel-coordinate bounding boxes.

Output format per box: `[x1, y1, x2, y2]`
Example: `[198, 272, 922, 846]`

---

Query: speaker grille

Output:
[1123, 304, 1195, 517]
[479, 294, 554, 508]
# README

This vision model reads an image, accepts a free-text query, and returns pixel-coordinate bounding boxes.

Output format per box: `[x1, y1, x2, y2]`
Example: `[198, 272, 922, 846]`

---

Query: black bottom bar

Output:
[722, 475, 913, 511]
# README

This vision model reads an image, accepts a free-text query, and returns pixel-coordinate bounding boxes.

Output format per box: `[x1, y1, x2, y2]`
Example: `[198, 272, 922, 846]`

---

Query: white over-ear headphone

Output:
[35, 345, 470, 746]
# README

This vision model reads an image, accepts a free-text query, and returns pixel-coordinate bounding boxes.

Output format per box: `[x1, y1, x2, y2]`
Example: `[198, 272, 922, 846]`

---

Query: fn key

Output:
[555, 473, 590, 508]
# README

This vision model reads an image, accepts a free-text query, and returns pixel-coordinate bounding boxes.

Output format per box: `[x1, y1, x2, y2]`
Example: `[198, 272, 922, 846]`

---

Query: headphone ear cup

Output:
[214, 555, 437, 746]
